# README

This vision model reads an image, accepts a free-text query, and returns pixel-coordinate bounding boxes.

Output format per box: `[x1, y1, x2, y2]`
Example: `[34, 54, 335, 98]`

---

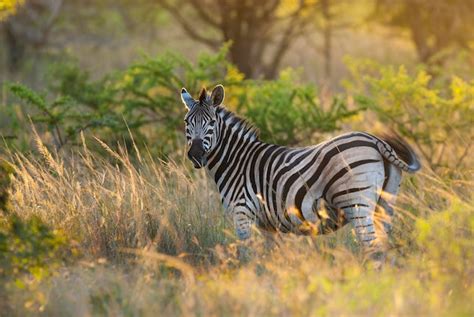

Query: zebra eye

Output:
[209, 120, 216, 126]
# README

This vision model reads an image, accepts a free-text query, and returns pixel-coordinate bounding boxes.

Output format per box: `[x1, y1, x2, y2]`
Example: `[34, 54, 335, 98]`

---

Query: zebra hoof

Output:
[368, 251, 386, 271]
[236, 229, 250, 240]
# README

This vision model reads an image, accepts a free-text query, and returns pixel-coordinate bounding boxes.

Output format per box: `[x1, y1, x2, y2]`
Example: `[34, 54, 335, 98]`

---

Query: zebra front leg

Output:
[232, 207, 254, 262]
[233, 208, 252, 240]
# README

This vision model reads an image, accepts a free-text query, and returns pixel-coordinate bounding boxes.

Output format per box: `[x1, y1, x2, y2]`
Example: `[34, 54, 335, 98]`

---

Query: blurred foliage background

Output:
[0, 0, 473, 162]
[0, 0, 473, 315]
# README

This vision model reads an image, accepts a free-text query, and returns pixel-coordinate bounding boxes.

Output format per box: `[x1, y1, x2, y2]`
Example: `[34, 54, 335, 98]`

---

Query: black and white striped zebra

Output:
[181, 85, 420, 254]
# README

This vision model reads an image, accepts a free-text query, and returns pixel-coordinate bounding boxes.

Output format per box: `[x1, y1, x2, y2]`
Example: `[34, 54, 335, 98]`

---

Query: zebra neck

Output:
[206, 123, 259, 178]
[206, 112, 260, 205]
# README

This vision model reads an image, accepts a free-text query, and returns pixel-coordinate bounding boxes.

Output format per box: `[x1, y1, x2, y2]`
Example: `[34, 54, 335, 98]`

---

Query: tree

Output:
[0, 0, 161, 73]
[158, 0, 317, 79]
[1, 0, 63, 72]
[374, 0, 474, 68]
[311, 0, 352, 80]
[320, 0, 332, 78]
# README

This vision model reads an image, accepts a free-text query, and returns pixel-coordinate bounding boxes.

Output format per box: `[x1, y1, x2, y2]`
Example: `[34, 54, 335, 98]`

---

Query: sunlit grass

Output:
[3, 134, 473, 316]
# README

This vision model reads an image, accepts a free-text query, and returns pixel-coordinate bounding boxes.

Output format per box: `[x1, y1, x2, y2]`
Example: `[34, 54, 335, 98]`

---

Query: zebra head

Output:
[181, 85, 225, 168]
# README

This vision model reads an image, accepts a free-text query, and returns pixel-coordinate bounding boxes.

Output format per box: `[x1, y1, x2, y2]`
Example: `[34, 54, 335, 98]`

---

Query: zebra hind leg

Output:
[334, 177, 386, 266]
[341, 203, 378, 250]
[376, 163, 402, 240]
[345, 202, 389, 269]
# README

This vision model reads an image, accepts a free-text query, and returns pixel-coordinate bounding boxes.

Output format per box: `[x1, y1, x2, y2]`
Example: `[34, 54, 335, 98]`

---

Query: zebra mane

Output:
[216, 106, 260, 141]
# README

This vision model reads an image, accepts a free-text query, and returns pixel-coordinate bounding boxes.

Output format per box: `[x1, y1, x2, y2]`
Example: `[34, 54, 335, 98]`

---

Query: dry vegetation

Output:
[1, 1, 473, 315]
[2, 131, 472, 316]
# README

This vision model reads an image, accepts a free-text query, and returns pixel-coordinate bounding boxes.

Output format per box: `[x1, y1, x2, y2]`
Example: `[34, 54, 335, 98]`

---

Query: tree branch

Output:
[158, 0, 221, 49]
[259, 0, 281, 21]
[188, 0, 221, 28]
[264, 2, 315, 78]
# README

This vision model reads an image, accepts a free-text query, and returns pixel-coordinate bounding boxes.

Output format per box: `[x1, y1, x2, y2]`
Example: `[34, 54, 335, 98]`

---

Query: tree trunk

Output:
[3, 23, 25, 73]
[229, 42, 255, 79]
[321, 0, 332, 80]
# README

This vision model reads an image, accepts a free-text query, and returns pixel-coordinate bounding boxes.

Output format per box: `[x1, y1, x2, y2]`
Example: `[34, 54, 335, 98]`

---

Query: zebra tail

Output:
[375, 132, 421, 173]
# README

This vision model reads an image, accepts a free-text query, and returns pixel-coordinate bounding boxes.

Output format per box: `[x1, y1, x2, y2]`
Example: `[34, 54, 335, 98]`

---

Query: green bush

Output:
[344, 57, 474, 172]
[0, 161, 73, 312]
[3, 46, 356, 156]
[5, 46, 233, 155]
[236, 69, 358, 145]
[0, 215, 69, 282]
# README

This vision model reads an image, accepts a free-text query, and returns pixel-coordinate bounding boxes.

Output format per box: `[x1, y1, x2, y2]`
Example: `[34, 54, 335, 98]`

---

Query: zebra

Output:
[181, 84, 421, 256]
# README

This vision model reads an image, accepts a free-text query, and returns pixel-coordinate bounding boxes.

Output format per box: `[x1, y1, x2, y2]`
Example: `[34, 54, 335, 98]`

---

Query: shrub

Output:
[0, 215, 69, 282]
[0, 159, 73, 313]
[344, 57, 474, 173]
[5, 46, 233, 155]
[3, 46, 357, 156]
[235, 69, 358, 145]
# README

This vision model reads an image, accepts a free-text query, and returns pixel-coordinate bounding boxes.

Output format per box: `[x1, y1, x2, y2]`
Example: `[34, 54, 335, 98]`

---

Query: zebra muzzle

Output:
[188, 139, 207, 168]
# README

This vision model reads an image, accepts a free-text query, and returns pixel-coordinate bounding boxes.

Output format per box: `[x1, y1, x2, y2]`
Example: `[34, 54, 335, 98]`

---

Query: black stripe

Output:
[382, 159, 390, 190]
[236, 200, 258, 219]
[235, 210, 256, 218]
[268, 148, 307, 223]
[248, 143, 270, 195]
[243, 185, 264, 221]
[247, 143, 276, 230]
[339, 203, 369, 209]
[212, 122, 242, 182]
[355, 224, 374, 228]
[257, 145, 280, 230]
[226, 143, 262, 203]
[331, 185, 372, 204]
[218, 133, 251, 192]
[272, 148, 314, 222]
[264, 147, 290, 231]
[207, 120, 231, 170]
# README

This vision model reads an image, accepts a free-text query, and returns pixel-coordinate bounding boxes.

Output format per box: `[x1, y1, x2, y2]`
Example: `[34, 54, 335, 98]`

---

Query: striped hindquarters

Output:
[247, 132, 386, 233]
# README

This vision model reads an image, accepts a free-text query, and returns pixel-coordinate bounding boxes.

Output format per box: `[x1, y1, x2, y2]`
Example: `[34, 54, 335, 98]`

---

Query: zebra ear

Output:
[210, 84, 225, 107]
[181, 88, 195, 110]
[198, 87, 208, 103]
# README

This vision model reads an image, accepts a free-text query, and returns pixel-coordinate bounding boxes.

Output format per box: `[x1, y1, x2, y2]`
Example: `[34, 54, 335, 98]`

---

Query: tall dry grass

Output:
[9, 135, 230, 263]
[4, 134, 474, 316]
